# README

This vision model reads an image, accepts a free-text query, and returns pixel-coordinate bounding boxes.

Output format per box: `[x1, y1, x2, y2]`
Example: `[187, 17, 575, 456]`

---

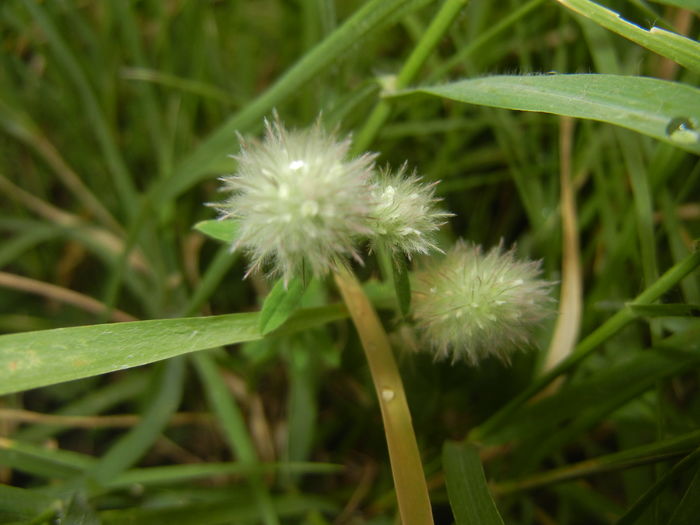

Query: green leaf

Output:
[628, 303, 700, 317]
[667, 465, 700, 525]
[0, 313, 261, 395]
[99, 493, 337, 525]
[64, 492, 100, 525]
[0, 437, 94, 479]
[108, 462, 340, 488]
[260, 277, 308, 335]
[649, 0, 700, 9]
[89, 358, 185, 483]
[404, 74, 700, 154]
[555, 0, 700, 73]
[392, 255, 411, 317]
[194, 219, 237, 245]
[443, 441, 505, 525]
[616, 448, 700, 525]
[155, 0, 415, 205]
[0, 484, 57, 521]
[484, 347, 700, 446]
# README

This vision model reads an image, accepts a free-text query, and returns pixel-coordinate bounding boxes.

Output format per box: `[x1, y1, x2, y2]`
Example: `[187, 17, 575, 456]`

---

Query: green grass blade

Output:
[22, 0, 137, 219]
[495, 429, 700, 494]
[99, 493, 336, 525]
[667, 467, 700, 525]
[616, 448, 700, 525]
[154, 0, 413, 205]
[0, 437, 95, 479]
[0, 313, 260, 395]
[443, 441, 505, 525]
[0, 484, 57, 521]
[401, 74, 700, 154]
[109, 462, 340, 488]
[89, 358, 185, 483]
[472, 248, 700, 441]
[192, 352, 280, 525]
[555, 0, 700, 73]
[651, 0, 700, 8]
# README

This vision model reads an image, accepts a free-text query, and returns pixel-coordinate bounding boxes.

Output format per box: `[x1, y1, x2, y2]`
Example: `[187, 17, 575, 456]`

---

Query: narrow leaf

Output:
[628, 303, 700, 317]
[89, 358, 185, 483]
[667, 466, 700, 525]
[555, 0, 700, 73]
[443, 441, 505, 525]
[194, 219, 237, 245]
[260, 277, 307, 335]
[405, 74, 700, 154]
[0, 484, 56, 520]
[0, 313, 260, 395]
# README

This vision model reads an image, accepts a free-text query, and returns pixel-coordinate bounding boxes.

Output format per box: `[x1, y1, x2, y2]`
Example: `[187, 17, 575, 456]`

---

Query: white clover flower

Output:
[215, 116, 376, 282]
[369, 166, 451, 258]
[412, 240, 554, 365]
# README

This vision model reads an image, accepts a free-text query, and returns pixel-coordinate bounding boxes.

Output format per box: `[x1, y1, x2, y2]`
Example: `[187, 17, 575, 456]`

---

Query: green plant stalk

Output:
[471, 248, 700, 442]
[334, 268, 433, 525]
[352, 0, 470, 153]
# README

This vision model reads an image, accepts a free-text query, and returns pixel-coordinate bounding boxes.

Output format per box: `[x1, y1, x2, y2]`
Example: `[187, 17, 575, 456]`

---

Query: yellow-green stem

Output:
[334, 268, 433, 525]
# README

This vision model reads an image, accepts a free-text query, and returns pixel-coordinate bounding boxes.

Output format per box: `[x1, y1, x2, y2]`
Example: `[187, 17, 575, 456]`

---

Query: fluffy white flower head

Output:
[216, 117, 376, 282]
[369, 166, 451, 258]
[413, 240, 554, 365]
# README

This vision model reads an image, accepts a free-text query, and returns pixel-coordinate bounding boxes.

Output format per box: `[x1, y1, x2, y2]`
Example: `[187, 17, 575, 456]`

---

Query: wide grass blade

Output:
[401, 74, 700, 154]
[0, 313, 259, 395]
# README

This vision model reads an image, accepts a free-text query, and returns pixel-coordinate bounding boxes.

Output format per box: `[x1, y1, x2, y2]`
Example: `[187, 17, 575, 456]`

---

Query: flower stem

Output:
[334, 268, 433, 524]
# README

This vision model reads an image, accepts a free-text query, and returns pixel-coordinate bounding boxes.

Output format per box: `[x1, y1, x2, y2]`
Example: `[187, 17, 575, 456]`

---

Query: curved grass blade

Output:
[403, 74, 700, 154]
[555, 0, 700, 73]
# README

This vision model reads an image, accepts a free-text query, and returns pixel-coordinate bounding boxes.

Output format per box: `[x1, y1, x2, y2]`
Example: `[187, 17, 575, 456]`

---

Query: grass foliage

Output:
[1, 0, 699, 523]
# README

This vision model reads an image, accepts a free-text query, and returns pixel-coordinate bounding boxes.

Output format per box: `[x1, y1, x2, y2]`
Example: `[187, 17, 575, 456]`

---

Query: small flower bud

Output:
[412, 240, 554, 364]
[215, 116, 376, 282]
[369, 166, 452, 258]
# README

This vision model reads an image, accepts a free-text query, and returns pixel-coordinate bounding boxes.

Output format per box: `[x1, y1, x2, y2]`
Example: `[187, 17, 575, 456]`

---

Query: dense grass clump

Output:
[0, 1, 699, 524]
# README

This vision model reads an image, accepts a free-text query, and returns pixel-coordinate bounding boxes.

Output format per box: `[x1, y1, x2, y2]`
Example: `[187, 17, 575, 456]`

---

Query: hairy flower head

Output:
[413, 240, 554, 365]
[215, 117, 376, 282]
[369, 166, 451, 258]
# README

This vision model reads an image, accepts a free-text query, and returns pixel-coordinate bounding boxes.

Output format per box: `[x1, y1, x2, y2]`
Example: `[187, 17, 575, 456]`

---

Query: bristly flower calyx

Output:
[369, 165, 452, 259]
[213, 115, 449, 283]
[412, 240, 554, 365]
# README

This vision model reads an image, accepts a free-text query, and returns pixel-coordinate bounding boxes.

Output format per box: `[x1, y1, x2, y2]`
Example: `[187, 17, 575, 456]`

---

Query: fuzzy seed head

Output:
[216, 117, 376, 282]
[413, 240, 554, 365]
[369, 166, 451, 258]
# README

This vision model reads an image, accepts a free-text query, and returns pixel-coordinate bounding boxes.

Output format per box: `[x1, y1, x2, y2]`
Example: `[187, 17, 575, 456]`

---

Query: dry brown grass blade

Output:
[538, 117, 582, 394]
[0, 174, 150, 274]
[0, 271, 137, 322]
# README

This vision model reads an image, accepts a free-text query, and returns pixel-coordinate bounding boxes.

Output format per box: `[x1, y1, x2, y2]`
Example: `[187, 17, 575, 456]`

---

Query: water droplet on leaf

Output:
[666, 117, 700, 145]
